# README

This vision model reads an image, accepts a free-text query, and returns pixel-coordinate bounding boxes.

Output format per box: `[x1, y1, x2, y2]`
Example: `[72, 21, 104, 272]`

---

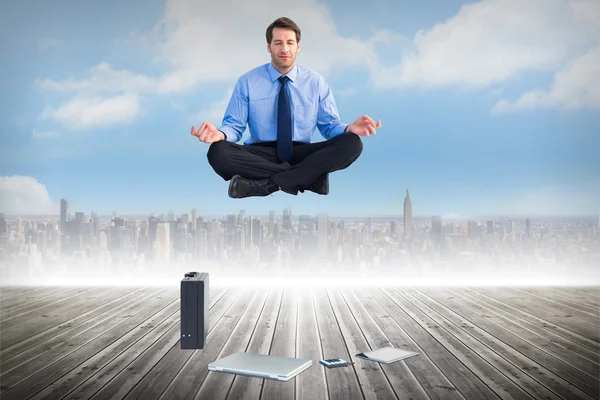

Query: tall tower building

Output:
[60, 199, 68, 233]
[0, 213, 6, 235]
[282, 208, 292, 231]
[269, 211, 276, 237]
[403, 189, 412, 239]
[91, 212, 100, 238]
[155, 222, 171, 262]
[431, 216, 443, 246]
[486, 220, 494, 235]
[191, 208, 198, 231]
[317, 213, 329, 259]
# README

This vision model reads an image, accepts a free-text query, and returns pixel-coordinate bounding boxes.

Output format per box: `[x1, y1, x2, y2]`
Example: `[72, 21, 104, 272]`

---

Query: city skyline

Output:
[1, 196, 598, 287]
[2, 193, 599, 220]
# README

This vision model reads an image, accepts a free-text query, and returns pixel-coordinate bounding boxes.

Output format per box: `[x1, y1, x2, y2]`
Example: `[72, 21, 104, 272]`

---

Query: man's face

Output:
[268, 27, 300, 72]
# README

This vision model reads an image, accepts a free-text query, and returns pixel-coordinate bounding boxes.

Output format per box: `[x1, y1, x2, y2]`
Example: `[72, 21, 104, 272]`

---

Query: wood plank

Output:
[539, 287, 600, 310]
[25, 288, 224, 400]
[1, 287, 157, 373]
[34, 302, 181, 400]
[360, 287, 488, 400]
[0, 287, 101, 331]
[225, 289, 283, 400]
[0, 287, 31, 296]
[0, 287, 76, 313]
[435, 288, 599, 393]
[295, 290, 328, 400]
[463, 287, 600, 353]
[194, 289, 270, 399]
[2, 285, 597, 400]
[564, 287, 600, 305]
[507, 287, 599, 326]
[0, 287, 152, 362]
[397, 288, 560, 400]
[452, 288, 600, 367]
[260, 288, 298, 400]
[471, 287, 599, 342]
[312, 288, 363, 400]
[338, 288, 429, 400]
[0, 287, 47, 301]
[154, 289, 256, 400]
[367, 287, 532, 400]
[121, 288, 234, 400]
[515, 287, 600, 317]
[0, 287, 177, 399]
[0, 287, 138, 349]
[0, 287, 148, 352]
[86, 319, 182, 400]
[415, 287, 597, 400]
[326, 288, 401, 400]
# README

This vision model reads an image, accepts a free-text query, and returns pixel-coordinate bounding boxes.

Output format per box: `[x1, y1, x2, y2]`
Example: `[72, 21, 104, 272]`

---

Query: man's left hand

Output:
[347, 115, 381, 136]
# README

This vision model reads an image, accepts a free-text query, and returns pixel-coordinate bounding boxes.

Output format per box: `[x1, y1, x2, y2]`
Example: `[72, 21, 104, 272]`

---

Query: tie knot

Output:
[278, 75, 290, 85]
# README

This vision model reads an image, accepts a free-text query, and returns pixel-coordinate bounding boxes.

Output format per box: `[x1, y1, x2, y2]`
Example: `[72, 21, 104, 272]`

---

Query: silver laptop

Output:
[208, 352, 312, 381]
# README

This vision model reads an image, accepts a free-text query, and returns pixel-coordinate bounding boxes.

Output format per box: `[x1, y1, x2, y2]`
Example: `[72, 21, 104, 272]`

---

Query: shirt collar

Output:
[267, 62, 298, 83]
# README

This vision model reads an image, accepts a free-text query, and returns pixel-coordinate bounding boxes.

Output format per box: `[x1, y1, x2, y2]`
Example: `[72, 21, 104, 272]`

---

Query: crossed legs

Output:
[207, 132, 363, 195]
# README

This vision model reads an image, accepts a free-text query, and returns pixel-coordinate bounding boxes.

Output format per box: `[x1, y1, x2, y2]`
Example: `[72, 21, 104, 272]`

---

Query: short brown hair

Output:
[266, 17, 301, 44]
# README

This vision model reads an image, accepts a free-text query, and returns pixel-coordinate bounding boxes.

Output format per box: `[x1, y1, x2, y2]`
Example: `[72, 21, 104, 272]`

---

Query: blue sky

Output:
[1, 0, 599, 218]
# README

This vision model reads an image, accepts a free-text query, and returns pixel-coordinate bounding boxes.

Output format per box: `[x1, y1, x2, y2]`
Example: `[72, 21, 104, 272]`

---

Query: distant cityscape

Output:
[0, 190, 599, 285]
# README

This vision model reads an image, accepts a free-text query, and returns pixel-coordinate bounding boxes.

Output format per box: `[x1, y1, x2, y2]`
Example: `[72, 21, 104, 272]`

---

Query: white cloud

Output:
[32, 129, 60, 139]
[39, 0, 386, 97]
[36, 0, 394, 131]
[152, 0, 380, 93]
[0, 176, 57, 215]
[41, 93, 142, 130]
[38, 37, 61, 51]
[36, 62, 156, 95]
[196, 89, 233, 125]
[492, 45, 600, 113]
[36, 0, 600, 128]
[373, 0, 599, 89]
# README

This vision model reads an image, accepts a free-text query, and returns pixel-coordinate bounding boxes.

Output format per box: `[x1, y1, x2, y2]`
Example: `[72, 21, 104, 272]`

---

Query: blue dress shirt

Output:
[218, 63, 348, 145]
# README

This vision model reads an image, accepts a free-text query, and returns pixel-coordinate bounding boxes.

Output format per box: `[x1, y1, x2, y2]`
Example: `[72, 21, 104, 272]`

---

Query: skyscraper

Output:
[251, 218, 262, 247]
[403, 189, 412, 239]
[0, 213, 6, 235]
[60, 199, 68, 233]
[431, 216, 443, 246]
[155, 222, 171, 262]
[317, 213, 329, 259]
[191, 208, 198, 231]
[282, 208, 292, 231]
[467, 221, 478, 238]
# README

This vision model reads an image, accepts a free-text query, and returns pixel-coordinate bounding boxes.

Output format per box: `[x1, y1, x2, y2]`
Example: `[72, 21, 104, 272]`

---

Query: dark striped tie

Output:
[277, 75, 293, 163]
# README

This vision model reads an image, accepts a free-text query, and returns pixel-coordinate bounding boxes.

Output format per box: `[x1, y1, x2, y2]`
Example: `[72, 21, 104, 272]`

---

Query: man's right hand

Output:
[191, 122, 225, 143]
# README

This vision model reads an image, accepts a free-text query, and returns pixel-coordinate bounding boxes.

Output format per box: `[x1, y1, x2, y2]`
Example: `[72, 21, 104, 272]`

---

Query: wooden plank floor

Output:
[0, 286, 598, 400]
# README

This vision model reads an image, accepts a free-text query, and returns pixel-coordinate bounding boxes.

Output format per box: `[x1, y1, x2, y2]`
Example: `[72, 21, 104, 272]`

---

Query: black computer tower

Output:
[180, 272, 209, 349]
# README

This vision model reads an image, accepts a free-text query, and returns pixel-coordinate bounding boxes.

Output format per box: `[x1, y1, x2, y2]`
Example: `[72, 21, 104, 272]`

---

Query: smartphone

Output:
[319, 358, 354, 368]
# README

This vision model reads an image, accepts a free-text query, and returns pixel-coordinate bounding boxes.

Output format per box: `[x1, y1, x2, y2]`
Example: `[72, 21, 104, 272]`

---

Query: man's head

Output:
[266, 17, 301, 73]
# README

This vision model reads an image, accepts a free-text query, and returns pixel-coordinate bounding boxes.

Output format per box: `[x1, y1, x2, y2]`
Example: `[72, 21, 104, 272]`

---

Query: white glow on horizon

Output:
[2, 271, 599, 288]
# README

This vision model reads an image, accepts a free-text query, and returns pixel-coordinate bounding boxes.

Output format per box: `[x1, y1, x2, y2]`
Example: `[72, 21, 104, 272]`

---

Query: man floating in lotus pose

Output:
[192, 17, 381, 198]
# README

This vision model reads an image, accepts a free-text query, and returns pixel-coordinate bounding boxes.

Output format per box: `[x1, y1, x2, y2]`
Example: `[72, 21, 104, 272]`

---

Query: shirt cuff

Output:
[330, 123, 349, 138]
[218, 127, 238, 142]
